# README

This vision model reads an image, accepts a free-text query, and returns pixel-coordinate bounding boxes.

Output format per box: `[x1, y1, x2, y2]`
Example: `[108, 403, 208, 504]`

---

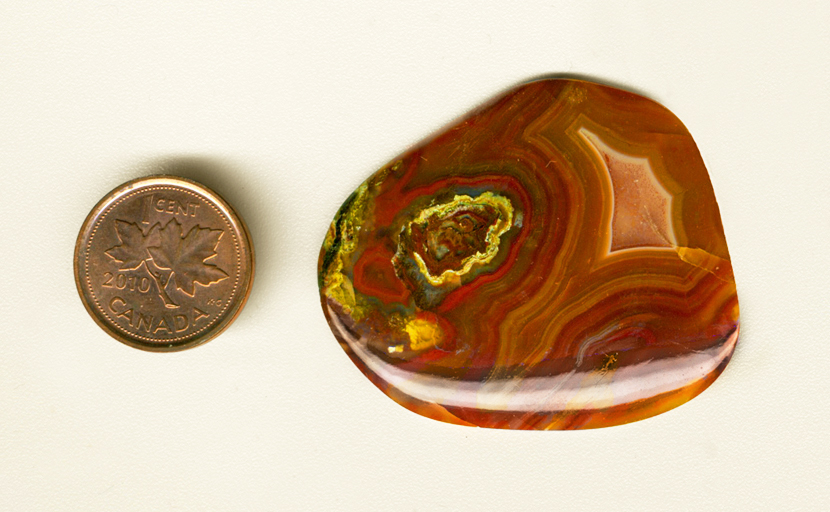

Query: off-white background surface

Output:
[1, 2, 828, 510]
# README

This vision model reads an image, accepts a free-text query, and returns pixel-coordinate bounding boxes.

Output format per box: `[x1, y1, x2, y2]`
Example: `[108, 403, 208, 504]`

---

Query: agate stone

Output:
[319, 79, 739, 429]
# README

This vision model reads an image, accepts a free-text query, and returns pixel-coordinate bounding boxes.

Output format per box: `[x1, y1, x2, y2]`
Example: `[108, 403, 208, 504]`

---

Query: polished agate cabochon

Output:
[319, 79, 739, 429]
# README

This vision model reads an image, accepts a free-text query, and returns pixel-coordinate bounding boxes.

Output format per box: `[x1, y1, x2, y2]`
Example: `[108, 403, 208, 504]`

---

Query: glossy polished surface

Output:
[319, 79, 739, 429]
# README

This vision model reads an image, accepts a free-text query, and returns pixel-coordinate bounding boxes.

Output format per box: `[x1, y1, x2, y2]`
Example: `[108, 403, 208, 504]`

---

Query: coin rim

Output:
[74, 175, 255, 352]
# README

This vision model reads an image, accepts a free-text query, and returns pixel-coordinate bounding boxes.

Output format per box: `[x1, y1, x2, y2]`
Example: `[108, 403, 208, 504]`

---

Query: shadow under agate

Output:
[395, 73, 659, 162]
[519, 73, 656, 102]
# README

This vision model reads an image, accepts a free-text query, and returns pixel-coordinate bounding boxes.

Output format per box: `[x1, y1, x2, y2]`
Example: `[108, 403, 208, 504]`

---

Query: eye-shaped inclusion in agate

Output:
[318, 79, 739, 430]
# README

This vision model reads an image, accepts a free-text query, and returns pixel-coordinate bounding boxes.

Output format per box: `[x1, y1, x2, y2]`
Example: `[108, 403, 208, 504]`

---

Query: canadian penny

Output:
[74, 176, 254, 351]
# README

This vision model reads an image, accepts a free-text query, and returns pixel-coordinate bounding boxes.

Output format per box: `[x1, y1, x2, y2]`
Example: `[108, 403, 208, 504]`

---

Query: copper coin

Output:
[75, 176, 254, 351]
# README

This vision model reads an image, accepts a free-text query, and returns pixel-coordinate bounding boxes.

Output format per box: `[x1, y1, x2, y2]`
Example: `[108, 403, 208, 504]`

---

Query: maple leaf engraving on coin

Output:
[104, 217, 228, 308]
[147, 218, 229, 296]
[78, 176, 253, 350]
[105, 220, 160, 270]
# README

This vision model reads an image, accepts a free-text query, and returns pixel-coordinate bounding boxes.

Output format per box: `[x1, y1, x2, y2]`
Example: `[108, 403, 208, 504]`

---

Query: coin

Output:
[75, 176, 254, 351]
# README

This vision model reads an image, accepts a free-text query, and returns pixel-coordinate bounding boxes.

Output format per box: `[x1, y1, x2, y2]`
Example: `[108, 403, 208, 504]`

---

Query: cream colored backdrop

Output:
[1, 2, 827, 510]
